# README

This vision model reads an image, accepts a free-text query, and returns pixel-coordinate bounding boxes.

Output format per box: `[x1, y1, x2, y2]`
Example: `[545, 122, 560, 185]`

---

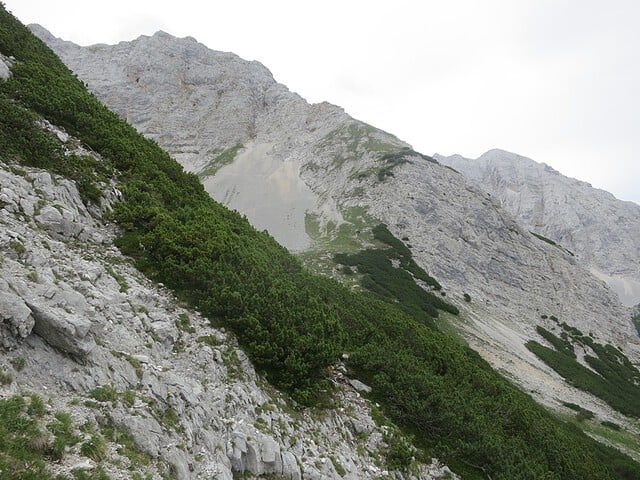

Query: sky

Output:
[4, 0, 639, 204]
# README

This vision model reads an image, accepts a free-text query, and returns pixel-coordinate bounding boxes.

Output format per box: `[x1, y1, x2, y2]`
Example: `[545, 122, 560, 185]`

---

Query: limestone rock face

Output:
[0, 288, 34, 348]
[435, 149, 640, 306]
[0, 53, 11, 79]
[33, 25, 640, 434]
[31, 25, 403, 252]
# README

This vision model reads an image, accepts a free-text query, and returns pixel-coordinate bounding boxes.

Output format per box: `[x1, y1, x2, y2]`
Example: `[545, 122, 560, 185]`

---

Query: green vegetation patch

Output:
[0, 394, 110, 480]
[334, 224, 457, 326]
[527, 323, 640, 417]
[632, 308, 640, 337]
[198, 144, 242, 177]
[376, 147, 437, 182]
[530, 231, 575, 256]
[536, 326, 575, 358]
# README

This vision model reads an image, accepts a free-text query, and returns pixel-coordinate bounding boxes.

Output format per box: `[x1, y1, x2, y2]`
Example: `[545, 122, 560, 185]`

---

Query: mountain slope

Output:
[33, 26, 640, 397]
[1, 156, 438, 480]
[8, 14, 640, 478]
[435, 149, 640, 306]
[0, 11, 461, 480]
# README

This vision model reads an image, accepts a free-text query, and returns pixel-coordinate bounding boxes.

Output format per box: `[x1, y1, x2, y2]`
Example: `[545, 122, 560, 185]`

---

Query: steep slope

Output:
[33, 26, 640, 402]
[435, 149, 640, 306]
[13, 15, 640, 478]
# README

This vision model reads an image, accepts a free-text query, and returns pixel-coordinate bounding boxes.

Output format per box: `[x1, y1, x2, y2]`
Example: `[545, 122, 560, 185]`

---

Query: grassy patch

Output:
[89, 385, 119, 403]
[334, 224, 457, 326]
[197, 144, 242, 177]
[527, 324, 640, 417]
[0, 394, 110, 479]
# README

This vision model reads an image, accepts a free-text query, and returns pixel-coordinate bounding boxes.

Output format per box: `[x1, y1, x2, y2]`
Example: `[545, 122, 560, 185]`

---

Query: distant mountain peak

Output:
[437, 150, 640, 305]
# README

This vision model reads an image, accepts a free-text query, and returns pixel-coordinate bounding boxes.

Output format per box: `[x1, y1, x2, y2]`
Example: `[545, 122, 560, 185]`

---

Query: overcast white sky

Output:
[4, 0, 639, 204]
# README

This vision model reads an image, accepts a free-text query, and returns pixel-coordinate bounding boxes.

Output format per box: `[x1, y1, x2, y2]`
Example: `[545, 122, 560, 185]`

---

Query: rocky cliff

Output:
[31, 26, 640, 430]
[0, 121, 454, 479]
[435, 149, 640, 306]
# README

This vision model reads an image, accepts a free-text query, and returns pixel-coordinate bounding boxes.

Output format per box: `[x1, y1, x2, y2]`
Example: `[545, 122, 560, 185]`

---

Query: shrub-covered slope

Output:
[2, 6, 640, 479]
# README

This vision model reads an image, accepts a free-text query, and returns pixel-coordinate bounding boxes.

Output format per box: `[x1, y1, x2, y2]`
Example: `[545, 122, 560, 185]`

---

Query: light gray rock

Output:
[436, 149, 640, 306]
[27, 302, 95, 357]
[349, 379, 372, 393]
[149, 320, 177, 348]
[281, 451, 301, 480]
[35, 205, 83, 240]
[70, 459, 95, 471]
[0, 290, 34, 348]
[0, 53, 11, 79]
[111, 410, 164, 458]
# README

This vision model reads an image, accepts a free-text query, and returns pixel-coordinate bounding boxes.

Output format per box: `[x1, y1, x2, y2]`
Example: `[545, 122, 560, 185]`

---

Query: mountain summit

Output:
[435, 149, 640, 306]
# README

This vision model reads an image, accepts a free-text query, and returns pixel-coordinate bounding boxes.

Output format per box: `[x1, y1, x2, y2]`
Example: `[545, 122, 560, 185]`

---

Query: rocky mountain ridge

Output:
[0, 118, 454, 479]
[31, 25, 640, 429]
[435, 149, 640, 306]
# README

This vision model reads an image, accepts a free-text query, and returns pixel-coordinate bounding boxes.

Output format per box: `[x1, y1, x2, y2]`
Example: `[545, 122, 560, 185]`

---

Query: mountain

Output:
[435, 149, 640, 306]
[3, 9, 640, 478]
[32, 25, 640, 401]
[2, 12, 461, 480]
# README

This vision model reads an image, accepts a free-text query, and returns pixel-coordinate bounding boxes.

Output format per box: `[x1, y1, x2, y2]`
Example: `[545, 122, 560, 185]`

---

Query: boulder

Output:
[35, 205, 83, 240]
[0, 290, 34, 348]
[349, 379, 372, 393]
[27, 302, 95, 358]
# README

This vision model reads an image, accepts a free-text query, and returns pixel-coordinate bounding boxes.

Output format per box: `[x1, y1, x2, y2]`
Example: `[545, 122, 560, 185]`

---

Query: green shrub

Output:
[196, 335, 219, 347]
[601, 420, 622, 431]
[89, 385, 118, 403]
[575, 409, 595, 422]
[9, 357, 25, 371]
[0, 368, 13, 384]
[175, 313, 195, 333]
[334, 224, 457, 327]
[80, 434, 107, 461]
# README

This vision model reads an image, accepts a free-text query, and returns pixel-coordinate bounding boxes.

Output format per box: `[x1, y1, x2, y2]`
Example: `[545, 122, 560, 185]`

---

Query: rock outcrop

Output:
[435, 149, 640, 306]
[0, 52, 11, 79]
[0, 126, 454, 479]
